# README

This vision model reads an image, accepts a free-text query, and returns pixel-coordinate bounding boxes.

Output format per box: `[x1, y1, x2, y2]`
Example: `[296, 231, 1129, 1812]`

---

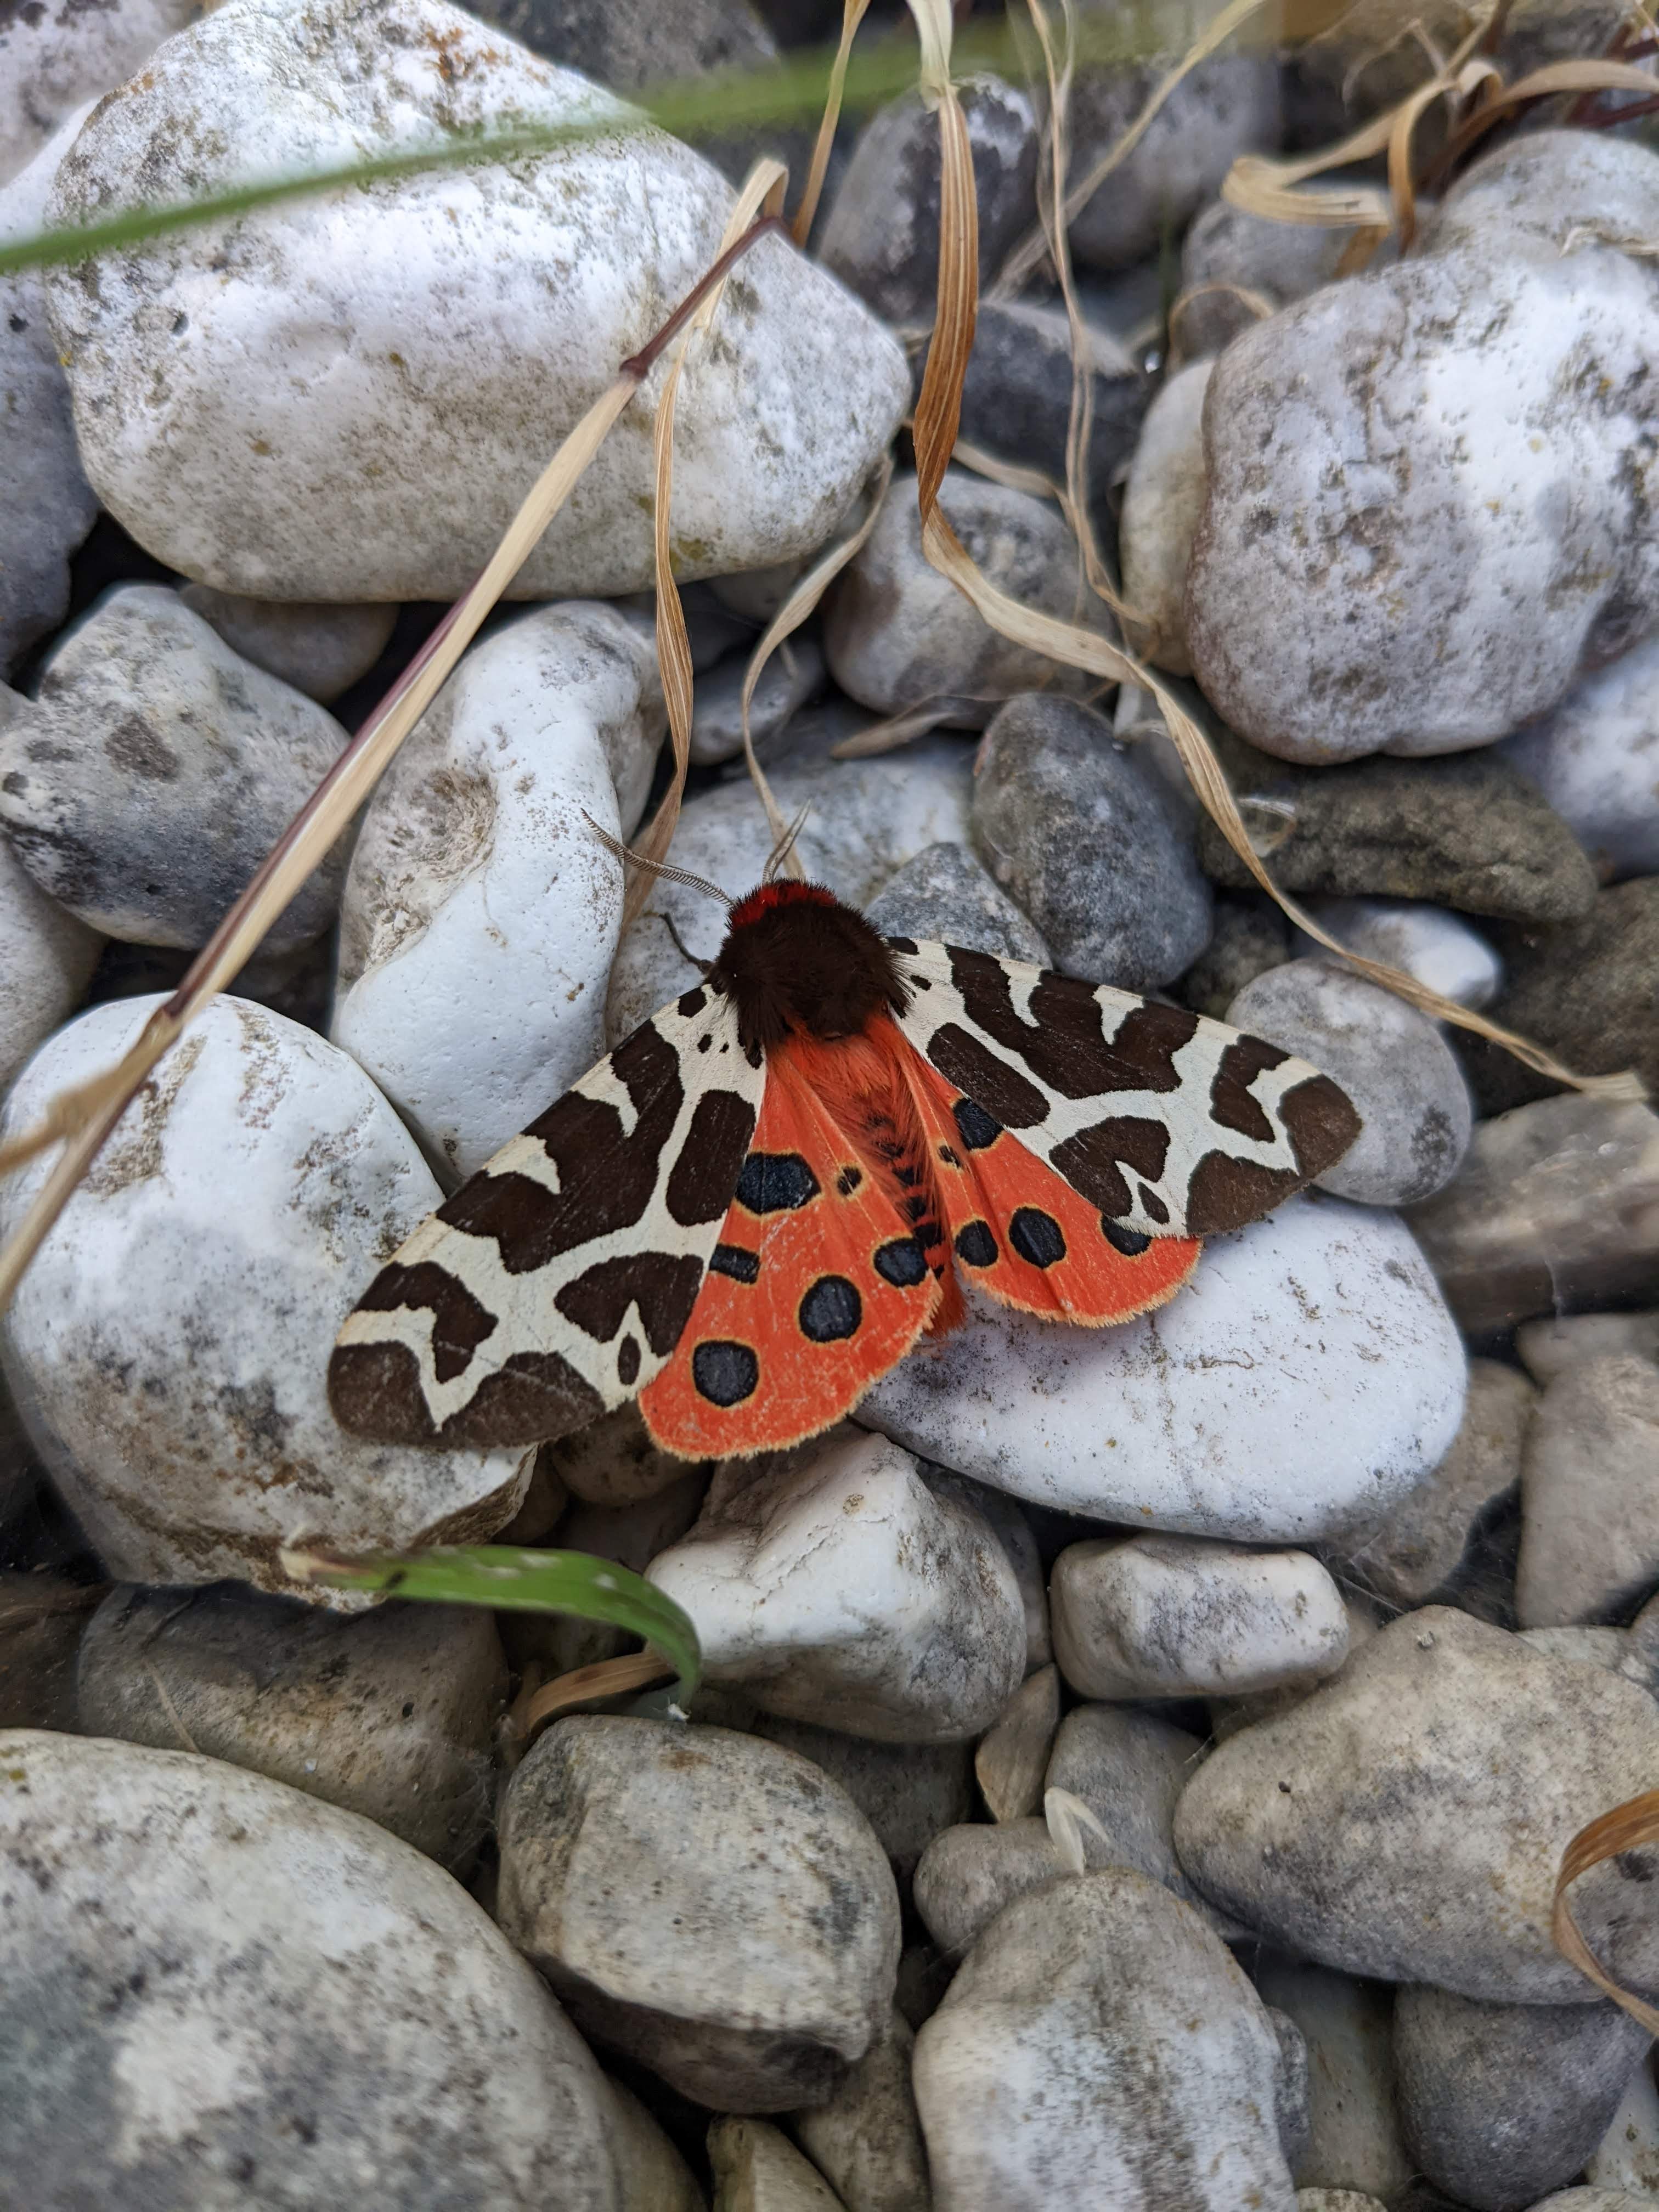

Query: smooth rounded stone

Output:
[2, 584, 351, 951]
[76, 1580, 506, 1868]
[912, 1818, 1075, 1956]
[974, 1663, 1060, 1822]
[1585, 2063, 1659, 2197]
[1175, 188, 1356, 360]
[1044, 1703, 1222, 1926]
[0, 109, 100, 674]
[0, 1731, 619, 2208]
[333, 601, 662, 1181]
[1064, 26, 1281, 273]
[1197, 752, 1600, 927]
[709, 2118, 845, 2210]
[688, 634, 822, 768]
[1186, 198, 1659, 761]
[1519, 1626, 1630, 1674]
[0, 995, 531, 1597]
[178, 585, 397, 706]
[609, 2075, 706, 2212]
[789, 2010, 929, 2212]
[0, 809, 101, 1101]
[749, 1715, 974, 1889]
[862, 838, 1050, 965]
[1519, 1314, 1659, 1386]
[1180, 892, 1291, 1019]
[823, 471, 1101, 732]
[0, 0, 198, 185]
[545, 1400, 703, 1508]
[606, 736, 973, 1037]
[1271, 2007, 1314, 2171]
[1296, 2196, 1389, 2211]
[1120, 358, 1212, 676]
[1502, 637, 1659, 885]
[462, 0, 776, 95]
[1420, 128, 1659, 266]
[1253, 1958, 1412, 2203]
[912, 1870, 1299, 2210]
[1292, 899, 1504, 1014]
[0, 1572, 91, 1730]
[861, 1193, 1466, 1544]
[1535, 2194, 1659, 2211]
[645, 1429, 1026, 1744]
[1517, 1356, 1659, 1629]
[818, 76, 1037, 330]
[1330, 1359, 1534, 1612]
[1053, 1535, 1348, 1702]
[1395, 1984, 1652, 2212]
[1404, 1096, 1659, 1335]
[1206, 1590, 1384, 1745]
[44, 0, 907, 605]
[495, 1716, 900, 2111]
[1173, 1606, 1659, 2005]
[1458, 881, 1659, 1118]
[970, 694, 1212, 989]
[1226, 960, 1474, 1206]
[962, 1480, 1051, 1674]
[952, 298, 1149, 508]
[501, 1473, 707, 1679]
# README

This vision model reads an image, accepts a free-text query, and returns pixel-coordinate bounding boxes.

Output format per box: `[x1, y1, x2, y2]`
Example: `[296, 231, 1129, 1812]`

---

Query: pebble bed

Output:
[2, 0, 1658, 2207]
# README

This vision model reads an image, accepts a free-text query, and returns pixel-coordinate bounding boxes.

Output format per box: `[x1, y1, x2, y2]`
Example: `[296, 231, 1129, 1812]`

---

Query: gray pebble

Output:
[1044, 1703, 1227, 1930]
[689, 633, 822, 767]
[1227, 958, 1474, 1205]
[1175, 187, 1363, 360]
[1517, 1356, 1659, 1628]
[788, 2009, 930, 2212]
[179, 585, 397, 704]
[1180, 893, 1291, 1019]
[951, 297, 1148, 507]
[1252, 1957, 1413, 2203]
[971, 693, 1212, 988]
[1119, 357, 1212, 675]
[749, 1716, 973, 1891]
[1, 584, 350, 951]
[1518, 1313, 1659, 1386]
[862, 838, 1050, 963]
[1502, 630, 1659, 883]
[912, 1817, 1075, 1957]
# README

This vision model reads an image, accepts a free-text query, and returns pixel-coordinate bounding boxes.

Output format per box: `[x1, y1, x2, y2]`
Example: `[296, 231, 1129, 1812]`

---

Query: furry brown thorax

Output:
[709, 882, 910, 1052]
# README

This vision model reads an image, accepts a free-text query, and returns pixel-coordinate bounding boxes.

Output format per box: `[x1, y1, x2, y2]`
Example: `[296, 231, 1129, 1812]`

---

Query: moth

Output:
[329, 864, 1361, 1462]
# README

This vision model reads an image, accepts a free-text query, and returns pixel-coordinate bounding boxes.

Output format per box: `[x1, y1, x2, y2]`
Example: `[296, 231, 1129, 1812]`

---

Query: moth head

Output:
[713, 881, 910, 1053]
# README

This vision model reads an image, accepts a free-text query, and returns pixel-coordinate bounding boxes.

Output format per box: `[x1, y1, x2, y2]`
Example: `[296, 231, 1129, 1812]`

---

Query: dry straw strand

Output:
[792, 0, 873, 244]
[1553, 1790, 1659, 2034]
[506, 1650, 675, 1751]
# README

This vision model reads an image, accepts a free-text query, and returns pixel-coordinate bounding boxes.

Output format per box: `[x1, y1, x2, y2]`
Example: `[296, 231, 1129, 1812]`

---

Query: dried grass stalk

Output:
[1554, 1789, 1659, 2034]
[792, 0, 873, 245]
[506, 1650, 675, 1750]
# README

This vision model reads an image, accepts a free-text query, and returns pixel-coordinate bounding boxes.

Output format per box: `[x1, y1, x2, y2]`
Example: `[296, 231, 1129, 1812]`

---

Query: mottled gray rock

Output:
[1196, 752, 1599, 926]
[1065, 19, 1281, 272]
[709, 2118, 844, 2210]
[789, 2010, 929, 2212]
[1188, 137, 1659, 761]
[1331, 1359, 1535, 1611]
[1517, 1356, 1659, 1628]
[1457, 881, 1659, 1118]
[0, 109, 99, 674]
[1180, 893, 1291, 1019]
[608, 2075, 705, 2212]
[970, 693, 1212, 988]
[1534, 2193, 1659, 2211]
[689, 634, 822, 768]
[1502, 633, 1659, 884]
[952, 298, 1148, 507]
[1052, 1534, 1348, 1701]
[1395, 1983, 1652, 2212]
[646, 1430, 1026, 1744]
[974, 1663, 1059, 1822]
[912, 1871, 1298, 2210]
[1519, 1626, 1631, 1675]
[77, 1581, 506, 1869]
[1120, 358, 1212, 675]
[751, 1716, 973, 1889]
[0, 1731, 619, 2209]
[1291, 899, 1503, 1013]
[1045, 1703, 1220, 1925]
[1226, 959, 1473, 1205]
[1519, 1313, 1659, 1387]
[1207, 1592, 1386, 1745]
[1404, 1096, 1659, 1334]
[912, 1816, 1076, 1957]
[44, 0, 907, 601]
[862, 839, 1050, 964]
[1421, 128, 1659, 264]
[0, 798, 101, 1098]
[824, 471, 1099, 730]
[1273, 2009, 1314, 2171]
[0, 995, 531, 1598]
[819, 77, 1037, 329]
[495, 1717, 900, 2111]
[179, 586, 397, 705]
[962, 1481, 1051, 1674]
[461, 0, 775, 95]
[1175, 1607, 1659, 2004]
[3, 585, 350, 950]
[1175, 188, 1358, 360]
[1295, 2195, 1389, 2211]
[0, 0, 200, 185]
[1253, 1959, 1412, 2204]
[332, 600, 663, 1178]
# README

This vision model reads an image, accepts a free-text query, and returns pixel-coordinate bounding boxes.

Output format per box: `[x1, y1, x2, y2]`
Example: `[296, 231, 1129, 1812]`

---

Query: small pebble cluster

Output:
[2, 0, 1659, 2207]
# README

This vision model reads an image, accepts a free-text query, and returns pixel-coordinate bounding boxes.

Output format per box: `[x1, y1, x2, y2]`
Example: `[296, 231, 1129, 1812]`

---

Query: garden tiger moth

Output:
[328, 877, 1362, 1461]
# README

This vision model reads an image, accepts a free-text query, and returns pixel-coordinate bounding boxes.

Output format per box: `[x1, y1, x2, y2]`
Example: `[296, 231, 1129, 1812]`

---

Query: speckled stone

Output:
[1175, 187, 1361, 360]
[1253, 1958, 1412, 2205]
[862, 839, 1049, 964]
[1502, 630, 1659, 884]
[495, 1716, 900, 2112]
[179, 586, 397, 705]
[687, 633, 822, 768]
[749, 1716, 973, 1891]
[0, 785, 101, 1098]
[1046, 1703, 1232, 1932]
[0, 0, 201, 185]
[951, 298, 1148, 509]
[44, 0, 908, 601]
[1518, 1312, 1659, 1385]
[1517, 1355, 1659, 1628]
[788, 2009, 930, 2212]
[1120, 358, 1212, 676]
[0, 1731, 619, 2208]
[1180, 893, 1291, 1019]
[970, 693, 1212, 988]
[1290, 899, 1503, 1012]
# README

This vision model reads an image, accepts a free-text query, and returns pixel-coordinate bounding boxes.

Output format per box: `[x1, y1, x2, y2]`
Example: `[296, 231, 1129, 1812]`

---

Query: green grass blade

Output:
[278, 1542, 702, 1697]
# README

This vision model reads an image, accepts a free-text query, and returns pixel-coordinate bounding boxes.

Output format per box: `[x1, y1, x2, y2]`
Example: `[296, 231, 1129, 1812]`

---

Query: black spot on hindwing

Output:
[953, 1220, 997, 1269]
[1009, 1208, 1066, 1268]
[874, 1237, 929, 1286]
[736, 1151, 820, 1214]
[709, 1242, 761, 1285]
[799, 1276, 862, 1341]
[693, 1340, 759, 1406]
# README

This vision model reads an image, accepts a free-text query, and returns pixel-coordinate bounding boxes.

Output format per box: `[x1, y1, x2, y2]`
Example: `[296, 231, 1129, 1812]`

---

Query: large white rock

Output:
[332, 602, 663, 1180]
[0, 1731, 620, 2208]
[646, 1429, 1026, 1743]
[860, 1194, 1466, 1544]
[912, 1870, 1298, 2211]
[1502, 630, 1659, 882]
[0, 995, 531, 1598]
[605, 736, 974, 1040]
[0, 0, 199, 185]
[43, 0, 908, 602]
